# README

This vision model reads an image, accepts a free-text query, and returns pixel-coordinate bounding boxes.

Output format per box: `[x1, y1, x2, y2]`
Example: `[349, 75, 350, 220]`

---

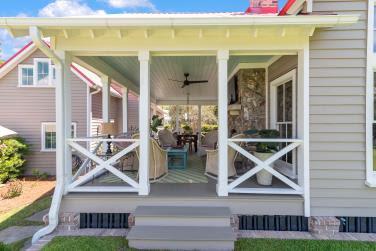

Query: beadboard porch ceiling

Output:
[79, 55, 273, 104]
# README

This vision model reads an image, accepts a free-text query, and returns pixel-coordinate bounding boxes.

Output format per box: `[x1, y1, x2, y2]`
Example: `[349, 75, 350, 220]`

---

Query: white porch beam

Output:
[75, 56, 139, 94]
[101, 75, 110, 123]
[138, 50, 151, 196]
[175, 105, 180, 133]
[217, 49, 229, 197]
[298, 39, 310, 217]
[122, 87, 128, 133]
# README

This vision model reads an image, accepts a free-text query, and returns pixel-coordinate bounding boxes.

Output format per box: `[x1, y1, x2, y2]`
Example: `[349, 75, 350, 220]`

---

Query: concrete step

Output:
[127, 226, 236, 250]
[134, 206, 231, 227]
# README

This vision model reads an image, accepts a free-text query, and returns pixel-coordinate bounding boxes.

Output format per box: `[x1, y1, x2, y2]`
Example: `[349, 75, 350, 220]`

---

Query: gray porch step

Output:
[134, 206, 231, 227]
[134, 206, 231, 218]
[127, 226, 236, 250]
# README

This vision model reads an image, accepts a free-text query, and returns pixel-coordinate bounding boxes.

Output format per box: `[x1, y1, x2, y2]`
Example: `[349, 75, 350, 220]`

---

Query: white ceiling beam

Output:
[62, 29, 69, 39]
[226, 29, 230, 39]
[89, 29, 96, 39]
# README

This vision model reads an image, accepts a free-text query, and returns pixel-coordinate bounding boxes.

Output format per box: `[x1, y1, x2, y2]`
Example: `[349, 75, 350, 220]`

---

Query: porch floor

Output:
[82, 153, 296, 198]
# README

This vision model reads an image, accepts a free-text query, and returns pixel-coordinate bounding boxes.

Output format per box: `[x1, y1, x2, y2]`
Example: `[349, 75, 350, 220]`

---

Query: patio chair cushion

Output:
[158, 128, 178, 148]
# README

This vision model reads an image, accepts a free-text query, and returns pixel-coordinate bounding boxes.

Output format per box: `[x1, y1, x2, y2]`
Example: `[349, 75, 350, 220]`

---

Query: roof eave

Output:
[0, 14, 360, 37]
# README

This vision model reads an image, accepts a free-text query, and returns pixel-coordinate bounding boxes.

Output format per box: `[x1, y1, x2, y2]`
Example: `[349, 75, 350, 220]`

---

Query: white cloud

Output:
[38, 0, 106, 17]
[0, 29, 30, 60]
[107, 0, 156, 11]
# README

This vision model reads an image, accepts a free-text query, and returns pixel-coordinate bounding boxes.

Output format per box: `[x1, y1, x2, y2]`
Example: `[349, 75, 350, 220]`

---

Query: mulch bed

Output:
[0, 177, 55, 215]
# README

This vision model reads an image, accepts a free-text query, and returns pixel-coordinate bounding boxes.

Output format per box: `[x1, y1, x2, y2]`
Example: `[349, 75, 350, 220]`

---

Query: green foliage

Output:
[150, 115, 163, 133]
[255, 129, 280, 153]
[31, 169, 49, 181]
[0, 241, 9, 251]
[181, 124, 192, 134]
[1, 180, 23, 199]
[201, 124, 218, 133]
[0, 137, 29, 184]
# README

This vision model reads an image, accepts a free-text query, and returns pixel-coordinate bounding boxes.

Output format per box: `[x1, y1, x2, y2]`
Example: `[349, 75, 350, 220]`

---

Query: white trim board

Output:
[366, 0, 376, 187]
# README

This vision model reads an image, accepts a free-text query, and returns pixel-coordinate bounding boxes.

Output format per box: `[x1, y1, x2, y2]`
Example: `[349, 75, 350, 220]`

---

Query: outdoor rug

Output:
[96, 154, 208, 184]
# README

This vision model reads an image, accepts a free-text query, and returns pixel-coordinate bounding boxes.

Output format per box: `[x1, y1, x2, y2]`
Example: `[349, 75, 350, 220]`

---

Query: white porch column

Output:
[138, 50, 151, 195]
[198, 105, 202, 142]
[55, 51, 72, 194]
[217, 50, 229, 197]
[175, 105, 180, 133]
[101, 76, 110, 123]
[298, 40, 310, 217]
[122, 87, 128, 133]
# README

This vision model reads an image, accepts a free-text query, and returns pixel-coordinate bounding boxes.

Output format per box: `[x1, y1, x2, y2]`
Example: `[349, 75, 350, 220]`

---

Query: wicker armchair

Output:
[197, 130, 218, 157]
[205, 134, 244, 179]
[132, 134, 168, 182]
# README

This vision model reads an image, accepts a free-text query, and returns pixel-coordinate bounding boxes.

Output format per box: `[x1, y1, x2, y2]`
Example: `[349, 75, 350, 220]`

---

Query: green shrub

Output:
[201, 124, 218, 133]
[31, 169, 49, 181]
[0, 241, 10, 251]
[0, 137, 29, 184]
[1, 180, 23, 199]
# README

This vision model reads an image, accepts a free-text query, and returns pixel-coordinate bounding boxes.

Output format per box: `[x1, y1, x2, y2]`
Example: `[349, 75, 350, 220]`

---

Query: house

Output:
[0, 0, 374, 249]
[0, 42, 153, 175]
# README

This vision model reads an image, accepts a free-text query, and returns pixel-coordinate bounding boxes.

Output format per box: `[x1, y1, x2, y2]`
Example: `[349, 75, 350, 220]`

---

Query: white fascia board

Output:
[0, 44, 37, 79]
[0, 15, 359, 35]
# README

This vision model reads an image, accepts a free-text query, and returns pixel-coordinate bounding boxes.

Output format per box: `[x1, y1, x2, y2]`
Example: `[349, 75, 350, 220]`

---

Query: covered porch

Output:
[7, 13, 355, 220]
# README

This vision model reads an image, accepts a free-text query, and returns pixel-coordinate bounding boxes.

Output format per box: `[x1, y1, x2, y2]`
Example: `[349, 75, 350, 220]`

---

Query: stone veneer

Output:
[228, 68, 266, 135]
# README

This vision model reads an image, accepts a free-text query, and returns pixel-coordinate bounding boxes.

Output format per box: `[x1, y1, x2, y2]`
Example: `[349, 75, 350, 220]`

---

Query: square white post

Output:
[298, 40, 310, 217]
[57, 51, 73, 192]
[198, 105, 202, 143]
[122, 87, 128, 133]
[217, 50, 229, 197]
[138, 50, 151, 196]
[102, 76, 110, 123]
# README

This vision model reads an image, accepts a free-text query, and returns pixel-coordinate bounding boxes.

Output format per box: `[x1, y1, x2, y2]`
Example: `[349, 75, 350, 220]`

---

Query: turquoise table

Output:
[167, 146, 188, 169]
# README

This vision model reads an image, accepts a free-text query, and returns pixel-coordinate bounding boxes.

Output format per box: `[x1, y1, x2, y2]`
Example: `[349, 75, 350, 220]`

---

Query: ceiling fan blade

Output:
[169, 79, 184, 83]
[187, 80, 209, 84]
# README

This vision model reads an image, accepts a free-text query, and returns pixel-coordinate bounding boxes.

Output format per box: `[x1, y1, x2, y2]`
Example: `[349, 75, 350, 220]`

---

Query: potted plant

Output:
[151, 115, 163, 133]
[181, 124, 193, 135]
[254, 129, 280, 186]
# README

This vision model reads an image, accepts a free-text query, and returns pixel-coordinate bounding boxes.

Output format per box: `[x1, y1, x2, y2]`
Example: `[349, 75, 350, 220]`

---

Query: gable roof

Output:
[0, 41, 122, 97]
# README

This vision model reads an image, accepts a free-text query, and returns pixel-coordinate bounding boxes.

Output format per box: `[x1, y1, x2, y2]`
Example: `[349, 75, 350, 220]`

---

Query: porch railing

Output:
[66, 138, 140, 193]
[227, 138, 303, 195]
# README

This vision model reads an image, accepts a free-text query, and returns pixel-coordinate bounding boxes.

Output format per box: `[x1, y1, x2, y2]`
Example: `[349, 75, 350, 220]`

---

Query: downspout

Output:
[30, 26, 64, 244]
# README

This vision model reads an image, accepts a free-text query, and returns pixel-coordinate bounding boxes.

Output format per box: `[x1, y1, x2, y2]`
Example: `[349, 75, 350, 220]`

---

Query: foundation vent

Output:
[80, 213, 129, 229]
[239, 215, 309, 231]
[338, 217, 376, 233]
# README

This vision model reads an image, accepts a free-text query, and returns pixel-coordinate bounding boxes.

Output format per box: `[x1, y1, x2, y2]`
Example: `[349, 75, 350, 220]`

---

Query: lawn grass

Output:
[0, 238, 30, 251]
[236, 238, 376, 251]
[0, 196, 51, 231]
[42, 237, 130, 251]
[40, 237, 376, 251]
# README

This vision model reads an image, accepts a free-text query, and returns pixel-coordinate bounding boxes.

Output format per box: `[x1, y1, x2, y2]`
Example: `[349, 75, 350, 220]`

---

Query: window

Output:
[270, 69, 297, 179]
[34, 59, 50, 86]
[18, 65, 34, 86]
[41, 122, 77, 151]
[18, 58, 55, 87]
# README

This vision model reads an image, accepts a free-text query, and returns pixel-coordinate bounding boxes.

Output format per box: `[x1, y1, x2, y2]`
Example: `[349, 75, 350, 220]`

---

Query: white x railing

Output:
[227, 138, 303, 195]
[66, 138, 140, 193]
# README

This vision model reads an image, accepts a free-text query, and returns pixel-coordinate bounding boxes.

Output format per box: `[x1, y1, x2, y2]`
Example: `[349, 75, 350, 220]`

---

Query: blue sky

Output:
[0, 0, 287, 60]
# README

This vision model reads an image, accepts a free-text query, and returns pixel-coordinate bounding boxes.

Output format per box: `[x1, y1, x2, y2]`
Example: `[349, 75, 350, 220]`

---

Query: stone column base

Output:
[309, 216, 340, 235]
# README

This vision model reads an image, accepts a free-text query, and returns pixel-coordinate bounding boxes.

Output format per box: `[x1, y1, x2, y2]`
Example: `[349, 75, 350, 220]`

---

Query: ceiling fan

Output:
[169, 73, 208, 88]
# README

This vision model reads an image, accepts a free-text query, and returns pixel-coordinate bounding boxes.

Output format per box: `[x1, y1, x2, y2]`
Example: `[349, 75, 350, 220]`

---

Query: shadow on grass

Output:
[0, 190, 53, 231]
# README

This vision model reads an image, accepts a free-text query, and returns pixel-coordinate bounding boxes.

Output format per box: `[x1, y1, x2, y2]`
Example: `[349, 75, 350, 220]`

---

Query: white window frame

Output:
[18, 58, 55, 88]
[41, 122, 77, 152]
[270, 69, 297, 179]
[366, 0, 376, 187]
[18, 65, 34, 87]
